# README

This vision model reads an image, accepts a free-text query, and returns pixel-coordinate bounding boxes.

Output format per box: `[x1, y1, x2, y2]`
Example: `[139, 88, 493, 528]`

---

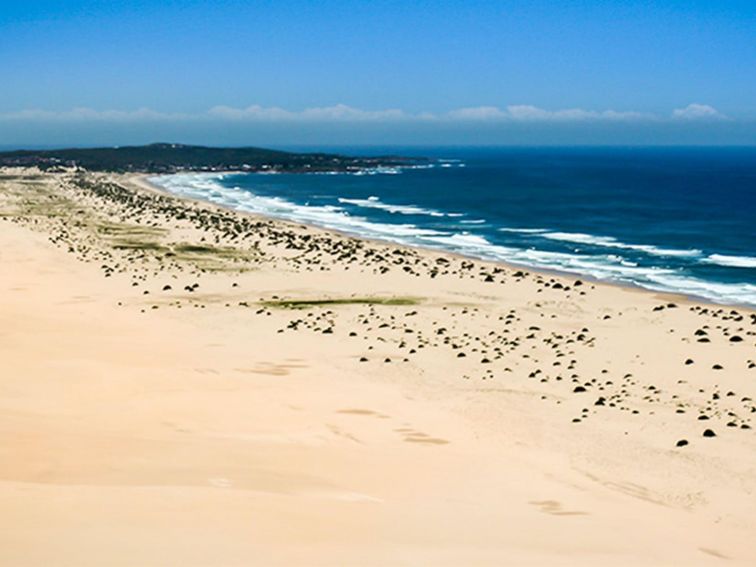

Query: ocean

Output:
[150, 147, 756, 307]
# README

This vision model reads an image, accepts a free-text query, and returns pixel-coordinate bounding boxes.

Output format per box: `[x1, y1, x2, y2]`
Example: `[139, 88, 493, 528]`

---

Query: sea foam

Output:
[338, 196, 447, 217]
[151, 174, 447, 245]
[702, 254, 756, 269]
[540, 231, 702, 258]
[499, 227, 549, 234]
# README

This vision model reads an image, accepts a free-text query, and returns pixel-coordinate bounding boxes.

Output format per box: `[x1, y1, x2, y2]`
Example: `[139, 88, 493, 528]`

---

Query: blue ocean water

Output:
[151, 147, 756, 307]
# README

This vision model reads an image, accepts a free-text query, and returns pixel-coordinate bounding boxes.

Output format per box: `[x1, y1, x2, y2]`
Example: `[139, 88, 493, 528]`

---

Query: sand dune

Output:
[1, 168, 755, 566]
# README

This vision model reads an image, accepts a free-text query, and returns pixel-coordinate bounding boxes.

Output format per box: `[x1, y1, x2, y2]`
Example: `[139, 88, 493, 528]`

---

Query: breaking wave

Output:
[540, 231, 702, 258]
[702, 254, 756, 269]
[337, 196, 448, 217]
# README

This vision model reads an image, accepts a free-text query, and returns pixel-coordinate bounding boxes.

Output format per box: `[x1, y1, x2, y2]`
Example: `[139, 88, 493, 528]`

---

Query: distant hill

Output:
[0, 143, 421, 173]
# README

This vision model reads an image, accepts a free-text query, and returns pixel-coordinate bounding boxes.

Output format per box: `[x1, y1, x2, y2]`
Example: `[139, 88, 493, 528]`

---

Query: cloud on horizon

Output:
[671, 103, 728, 121]
[0, 103, 731, 124]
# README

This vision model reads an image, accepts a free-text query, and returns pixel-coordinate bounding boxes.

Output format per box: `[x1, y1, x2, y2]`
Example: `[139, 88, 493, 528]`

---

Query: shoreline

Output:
[137, 172, 752, 313]
[2, 166, 755, 565]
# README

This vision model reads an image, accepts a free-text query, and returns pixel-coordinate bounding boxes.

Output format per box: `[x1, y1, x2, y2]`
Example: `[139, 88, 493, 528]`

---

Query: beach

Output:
[1, 167, 755, 565]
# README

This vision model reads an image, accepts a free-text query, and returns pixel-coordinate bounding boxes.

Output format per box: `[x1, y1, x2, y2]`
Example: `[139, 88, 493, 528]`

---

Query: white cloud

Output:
[0, 107, 187, 122]
[207, 103, 657, 123]
[509, 105, 651, 121]
[671, 103, 727, 121]
[444, 105, 653, 122]
[208, 103, 407, 122]
[302, 104, 406, 121]
[0, 103, 730, 124]
[446, 106, 510, 120]
[208, 105, 293, 121]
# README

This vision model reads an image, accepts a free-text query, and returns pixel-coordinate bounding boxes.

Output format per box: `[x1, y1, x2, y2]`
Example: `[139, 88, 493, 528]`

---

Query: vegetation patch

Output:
[170, 242, 257, 271]
[173, 242, 251, 259]
[262, 297, 420, 309]
[97, 221, 167, 239]
[0, 143, 423, 174]
[111, 239, 167, 252]
[19, 201, 72, 217]
[174, 243, 220, 254]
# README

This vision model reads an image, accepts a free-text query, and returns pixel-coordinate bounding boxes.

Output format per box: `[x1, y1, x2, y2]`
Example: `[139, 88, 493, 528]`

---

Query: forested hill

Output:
[0, 143, 421, 173]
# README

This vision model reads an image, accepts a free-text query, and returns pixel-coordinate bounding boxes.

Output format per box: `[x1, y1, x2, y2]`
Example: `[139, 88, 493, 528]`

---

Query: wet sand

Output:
[1, 167, 755, 566]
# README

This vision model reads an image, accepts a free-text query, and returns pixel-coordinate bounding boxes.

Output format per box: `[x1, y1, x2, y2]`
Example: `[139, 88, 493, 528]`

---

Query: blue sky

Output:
[1, 0, 755, 147]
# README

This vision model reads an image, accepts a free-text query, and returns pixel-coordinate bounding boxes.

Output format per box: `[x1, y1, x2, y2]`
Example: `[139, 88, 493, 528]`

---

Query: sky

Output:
[1, 0, 755, 147]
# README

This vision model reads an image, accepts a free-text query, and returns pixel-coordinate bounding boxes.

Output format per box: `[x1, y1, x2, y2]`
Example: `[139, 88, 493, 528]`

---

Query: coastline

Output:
[2, 167, 755, 566]
[136, 172, 741, 312]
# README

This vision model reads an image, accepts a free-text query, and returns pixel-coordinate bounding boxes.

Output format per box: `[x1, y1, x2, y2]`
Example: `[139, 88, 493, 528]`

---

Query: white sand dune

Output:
[1, 168, 754, 566]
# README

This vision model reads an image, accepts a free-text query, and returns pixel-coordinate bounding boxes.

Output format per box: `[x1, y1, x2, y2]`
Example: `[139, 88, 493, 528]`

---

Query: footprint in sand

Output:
[235, 361, 307, 376]
[699, 547, 730, 560]
[336, 408, 390, 419]
[400, 430, 450, 445]
[530, 500, 588, 516]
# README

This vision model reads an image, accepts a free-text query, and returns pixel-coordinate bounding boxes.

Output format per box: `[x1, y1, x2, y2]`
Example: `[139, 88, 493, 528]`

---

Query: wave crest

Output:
[541, 231, 702, 258]
[702, 254, 756, 269]
[338, 196, 448, 217]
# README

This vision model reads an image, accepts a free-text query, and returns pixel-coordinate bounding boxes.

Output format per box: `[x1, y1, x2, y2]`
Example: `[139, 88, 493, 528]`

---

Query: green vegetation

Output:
[0, 143, 422, 173]
[174, 243, 222, 254]
[96, 222, 168, 252]
[171, 242, 257, 271]
[111, 240, 167, 251]
[17, 190, 74, 218]
[262, 297, 420, 309]
[96, 221, 166, 238]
